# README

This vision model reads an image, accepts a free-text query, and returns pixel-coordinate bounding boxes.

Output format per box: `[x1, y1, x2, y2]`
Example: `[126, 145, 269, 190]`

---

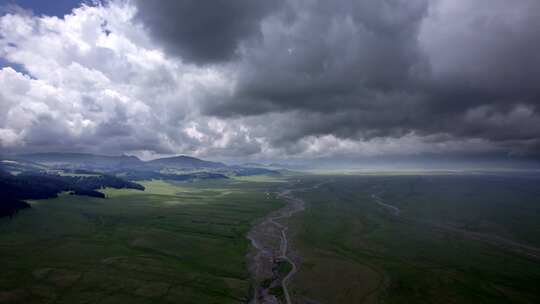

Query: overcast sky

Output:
[1, 0, 539, 162]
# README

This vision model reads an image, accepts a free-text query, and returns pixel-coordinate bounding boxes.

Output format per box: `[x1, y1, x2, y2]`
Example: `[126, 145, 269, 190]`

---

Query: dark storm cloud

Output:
[133, 0, 283, 64]
[183, 0, 540, 155]
[220, 0, 429, 113]
[200, 0, 436, 141]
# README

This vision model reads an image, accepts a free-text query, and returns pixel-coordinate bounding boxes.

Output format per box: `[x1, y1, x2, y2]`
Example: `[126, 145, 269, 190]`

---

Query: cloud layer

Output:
[133, 0, 283, 64]
[1, 0, 539, 161]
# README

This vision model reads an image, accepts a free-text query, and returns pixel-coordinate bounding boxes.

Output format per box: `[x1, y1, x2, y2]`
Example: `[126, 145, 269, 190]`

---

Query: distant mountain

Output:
[148, 155, 227, 169]
[15, 153, 227, 170]
[5, 152, 280, 179]
[15, 153, 143, 169]
[0, 159, 48, 173]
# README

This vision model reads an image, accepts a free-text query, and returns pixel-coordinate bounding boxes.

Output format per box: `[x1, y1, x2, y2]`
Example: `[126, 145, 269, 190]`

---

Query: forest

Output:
[0, 170, 144, 218]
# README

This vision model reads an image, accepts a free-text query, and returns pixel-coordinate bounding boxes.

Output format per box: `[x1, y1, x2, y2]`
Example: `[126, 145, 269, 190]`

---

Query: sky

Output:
[0, 0, 540, 164]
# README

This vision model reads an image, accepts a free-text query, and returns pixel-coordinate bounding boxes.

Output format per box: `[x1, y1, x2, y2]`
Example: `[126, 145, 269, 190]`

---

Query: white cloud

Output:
[0, 1, 234, 156]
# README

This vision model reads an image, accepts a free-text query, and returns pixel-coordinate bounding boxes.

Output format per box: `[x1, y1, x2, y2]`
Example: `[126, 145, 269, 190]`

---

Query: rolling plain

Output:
[1, 172, 540, 303]
[286, 173, 540, 303]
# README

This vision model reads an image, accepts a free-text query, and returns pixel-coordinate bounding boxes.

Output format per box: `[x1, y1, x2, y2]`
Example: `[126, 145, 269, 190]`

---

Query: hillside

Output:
[2, 152, 279, 188]
[147, 155, 227, 169]
[16, 153, 143, 169]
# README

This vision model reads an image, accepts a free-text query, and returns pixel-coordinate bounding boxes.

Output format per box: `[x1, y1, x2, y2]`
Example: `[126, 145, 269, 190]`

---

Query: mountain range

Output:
[1, 152, 279, 178]
[12, 153, 226, 170]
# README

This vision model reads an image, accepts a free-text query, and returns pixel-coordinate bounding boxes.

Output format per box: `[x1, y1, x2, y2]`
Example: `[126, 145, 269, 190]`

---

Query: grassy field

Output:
[287, 173, 540, 304]
[3, 173, 539, 303]
[0, 178, 285, 304]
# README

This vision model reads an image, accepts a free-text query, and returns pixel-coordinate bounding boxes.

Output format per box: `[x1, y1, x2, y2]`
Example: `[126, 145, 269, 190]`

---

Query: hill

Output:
[147, 155, 227, 169]
[3, 152, 279, 182]
[15, 153, 143, 170]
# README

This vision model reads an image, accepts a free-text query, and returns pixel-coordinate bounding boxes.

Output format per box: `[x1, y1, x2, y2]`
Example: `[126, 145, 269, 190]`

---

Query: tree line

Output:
[0, 170, 144, 218]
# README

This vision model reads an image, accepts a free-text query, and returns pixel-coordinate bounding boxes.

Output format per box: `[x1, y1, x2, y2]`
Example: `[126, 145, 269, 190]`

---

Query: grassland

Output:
[287, 173, 540, 303]
[0, 178, 285, 304]
[2, 172, 539, 304]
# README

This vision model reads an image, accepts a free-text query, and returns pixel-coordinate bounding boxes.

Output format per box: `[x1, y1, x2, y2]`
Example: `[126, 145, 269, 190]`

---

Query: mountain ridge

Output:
[13, 152, 227, 169]
[147, 155, 227, 169]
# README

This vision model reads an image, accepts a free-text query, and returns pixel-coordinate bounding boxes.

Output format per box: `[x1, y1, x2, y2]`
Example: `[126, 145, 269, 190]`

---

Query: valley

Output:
[1, 153, 540, 303]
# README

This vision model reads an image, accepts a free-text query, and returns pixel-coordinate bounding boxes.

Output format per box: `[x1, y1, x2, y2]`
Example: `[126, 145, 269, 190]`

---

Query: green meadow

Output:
[2, 173, 540, 304]
[0, 179, 284, 303]
[287, 174, 540, 304]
